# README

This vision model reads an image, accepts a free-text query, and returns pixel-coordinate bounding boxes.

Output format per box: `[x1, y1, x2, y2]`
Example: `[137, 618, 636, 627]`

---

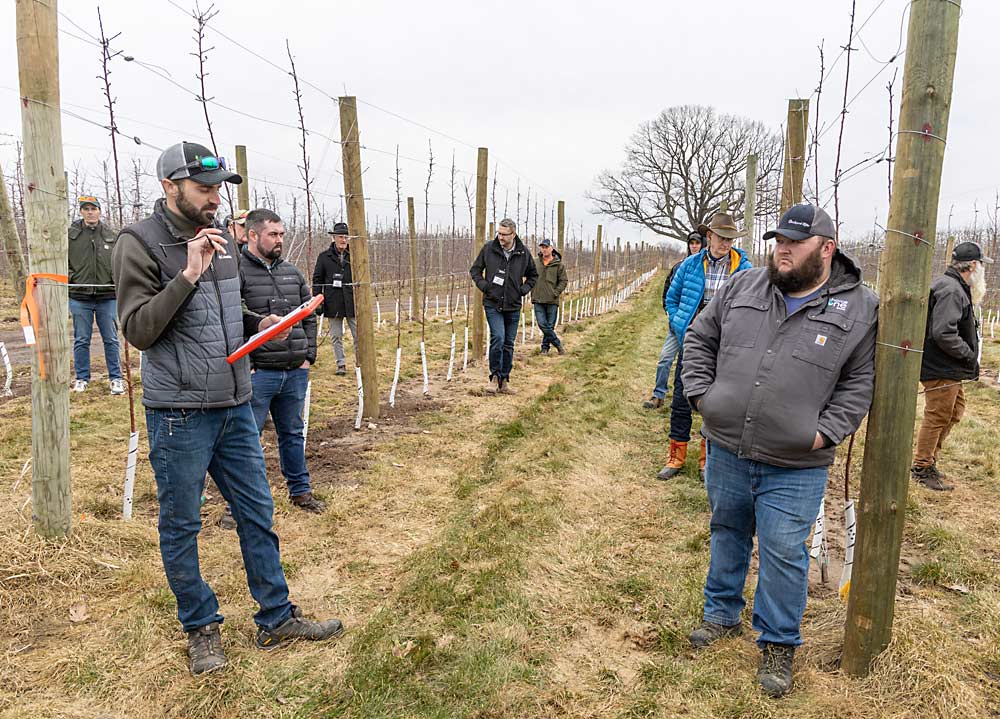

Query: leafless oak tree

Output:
[588, 105, 782, 242]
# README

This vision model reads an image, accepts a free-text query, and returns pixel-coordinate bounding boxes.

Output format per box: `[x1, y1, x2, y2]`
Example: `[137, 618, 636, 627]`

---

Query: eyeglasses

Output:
[168, 155, 228, 180]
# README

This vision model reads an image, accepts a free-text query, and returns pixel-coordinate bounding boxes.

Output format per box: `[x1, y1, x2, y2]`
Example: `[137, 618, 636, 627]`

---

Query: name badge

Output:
[332, 280, 343, 288]
[492, 275, 505, 286]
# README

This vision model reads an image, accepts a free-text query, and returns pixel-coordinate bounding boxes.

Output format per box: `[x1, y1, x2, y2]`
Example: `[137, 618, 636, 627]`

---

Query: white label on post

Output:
[122, 430, 139, 520]
[22, 326, 35, 346]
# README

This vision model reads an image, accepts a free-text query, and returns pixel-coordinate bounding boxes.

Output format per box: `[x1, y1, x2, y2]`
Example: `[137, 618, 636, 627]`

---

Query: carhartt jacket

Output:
[531, 250, 568, 305]
[470, 235, 538, 311]
[681, 250, 878, 469]
[920, 267, 979, 381]
[68, 219, 117, 299]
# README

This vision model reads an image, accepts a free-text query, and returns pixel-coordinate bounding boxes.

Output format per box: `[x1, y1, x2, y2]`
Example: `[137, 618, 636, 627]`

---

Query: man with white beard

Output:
[912, 241, 993, 490]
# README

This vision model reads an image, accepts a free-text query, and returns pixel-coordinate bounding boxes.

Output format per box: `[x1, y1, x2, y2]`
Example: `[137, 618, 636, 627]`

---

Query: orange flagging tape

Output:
[19, 273, 68, 380]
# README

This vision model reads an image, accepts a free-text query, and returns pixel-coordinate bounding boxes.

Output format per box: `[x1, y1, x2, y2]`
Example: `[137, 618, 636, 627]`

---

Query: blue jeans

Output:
[69, 296, 121, 381]
[702, 442, 828, 646]
[533, 303, 561, 351]
[669, 348, 692, 442]
[146, 402, 293, 632]
[250, 368, 311, 498]
[652, 329, 680, 399]
[484, 305, 520, 380]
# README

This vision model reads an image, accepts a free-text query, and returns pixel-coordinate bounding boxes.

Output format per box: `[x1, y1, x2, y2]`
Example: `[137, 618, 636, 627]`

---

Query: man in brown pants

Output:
[912, 241, 991, 490]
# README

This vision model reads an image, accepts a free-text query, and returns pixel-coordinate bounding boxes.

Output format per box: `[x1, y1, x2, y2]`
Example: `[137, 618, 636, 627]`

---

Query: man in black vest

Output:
[312, 222, 356, 375]
[240, 208, 323, 513]
[112, 142, 342, 676]
[912, 241, 992, 490]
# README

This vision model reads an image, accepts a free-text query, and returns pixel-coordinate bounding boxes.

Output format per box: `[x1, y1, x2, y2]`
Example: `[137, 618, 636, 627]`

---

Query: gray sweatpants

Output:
[329, 316, 357, 368]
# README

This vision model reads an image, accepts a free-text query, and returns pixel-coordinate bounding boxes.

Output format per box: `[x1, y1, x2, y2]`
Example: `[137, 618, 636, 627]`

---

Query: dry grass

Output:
[1, 276, 999, 718]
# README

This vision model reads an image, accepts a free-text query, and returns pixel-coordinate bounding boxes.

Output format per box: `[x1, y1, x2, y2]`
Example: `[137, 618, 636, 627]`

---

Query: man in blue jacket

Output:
[657, 213, 752, 481]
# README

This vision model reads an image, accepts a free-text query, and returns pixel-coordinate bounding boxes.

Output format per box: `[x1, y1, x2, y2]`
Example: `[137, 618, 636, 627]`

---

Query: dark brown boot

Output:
[290, 492, 327, 513]
[911, 465, 954, 491]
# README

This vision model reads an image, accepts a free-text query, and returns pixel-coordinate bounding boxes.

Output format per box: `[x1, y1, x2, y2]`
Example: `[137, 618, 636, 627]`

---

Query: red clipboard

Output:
[227, 294, 324, 364]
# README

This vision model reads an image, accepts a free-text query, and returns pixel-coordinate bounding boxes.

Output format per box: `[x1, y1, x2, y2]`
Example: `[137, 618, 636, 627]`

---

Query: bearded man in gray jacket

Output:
[680, 204, 878, 698]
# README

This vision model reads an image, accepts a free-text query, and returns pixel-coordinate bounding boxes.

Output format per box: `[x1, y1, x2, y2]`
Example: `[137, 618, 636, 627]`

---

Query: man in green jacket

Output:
[68, 195, 123, 395]
[530, 238, 568, 354]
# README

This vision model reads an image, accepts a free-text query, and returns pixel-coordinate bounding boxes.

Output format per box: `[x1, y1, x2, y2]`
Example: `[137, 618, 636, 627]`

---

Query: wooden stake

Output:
[0, 157, 27, 301]
[407, 197, 420, 321]
[470, 147, 488, 358]
[780, 99, 810, 216]
[339, 96, 379, 419]
[842, 0, 962, 676]
[745, 153, 758, 262]
[16, 0, 72, 538]
[591, 225, 603, 313]
[235, 144, 249, 211]
[557, 200, 565, 256]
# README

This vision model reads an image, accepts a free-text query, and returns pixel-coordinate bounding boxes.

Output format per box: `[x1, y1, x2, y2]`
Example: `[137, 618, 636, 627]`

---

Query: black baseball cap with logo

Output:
[952, 241, 994, 264]
[156, 142, 242, 185]
[764, 203, 836, 242]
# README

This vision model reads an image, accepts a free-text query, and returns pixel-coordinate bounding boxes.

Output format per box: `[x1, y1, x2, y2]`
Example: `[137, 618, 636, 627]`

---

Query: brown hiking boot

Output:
[656, 440, 688, 480]
[642, 396, 664, 409]
[688, 620, 742, 648]
[699, 437, 707, 481]
[218, 505, 237, 531]
[757, 643, 795, 698]
[911, 465, 954, 491]
[256, 607, 344, 650]
[484, 376, 499, 394]
[187, 622, 227, 675]
[290, 492, 326, 514]
[498, 379, 517, 395]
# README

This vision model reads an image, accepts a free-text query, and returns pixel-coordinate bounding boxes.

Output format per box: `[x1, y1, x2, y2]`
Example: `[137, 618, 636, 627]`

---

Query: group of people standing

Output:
[640, 202, 991, 697]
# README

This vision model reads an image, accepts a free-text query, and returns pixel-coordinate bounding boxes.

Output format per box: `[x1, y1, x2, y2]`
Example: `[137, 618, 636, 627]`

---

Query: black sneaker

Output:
[290, 492, 326, 514]
[911, 465, 954, 491]
[555, 344, 565, 355]
[187, 622, 227, 675]
[256, 607, 344, 650]
[335, 366, 347, 376]
[688, 620, 742, 648]
[757, 642, 795, 698]
[540, 346, 550, 355]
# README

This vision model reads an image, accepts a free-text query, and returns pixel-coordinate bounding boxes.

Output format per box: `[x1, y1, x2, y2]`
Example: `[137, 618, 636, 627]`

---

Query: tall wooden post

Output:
[842, 0, 961, 676]
[0, 157, 27, 301]
[407, 197, 420, 321]
[591, 225, 603, 310]
[235, 144, 249, 211]
[339, 96, 379, 419]
[780, 99, 810, 216]
[614, 237, 621, 301]
[745, 153, 758, 262]
[944, 235, 955, 270]
[557, 200, 565, 256]
[470, 148, 488, 358]
[16, 0, 72, 538]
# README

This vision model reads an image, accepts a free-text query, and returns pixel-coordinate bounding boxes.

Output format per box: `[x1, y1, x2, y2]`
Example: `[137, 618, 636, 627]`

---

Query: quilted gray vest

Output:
[122, 206, 252, 409]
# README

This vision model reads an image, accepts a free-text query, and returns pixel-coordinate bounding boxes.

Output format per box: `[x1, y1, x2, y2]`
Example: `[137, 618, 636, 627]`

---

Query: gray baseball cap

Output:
[156, 142, 242, 185]
[763, 203, 835, 242]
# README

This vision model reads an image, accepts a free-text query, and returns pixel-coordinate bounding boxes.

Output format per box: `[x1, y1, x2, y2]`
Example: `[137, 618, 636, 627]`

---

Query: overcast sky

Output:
[1, 0, 995, 251]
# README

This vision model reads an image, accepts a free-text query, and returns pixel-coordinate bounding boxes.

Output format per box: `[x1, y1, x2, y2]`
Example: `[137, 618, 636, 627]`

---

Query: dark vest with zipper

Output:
[240, 248, 312, 370]
[119, 210, 251, 409]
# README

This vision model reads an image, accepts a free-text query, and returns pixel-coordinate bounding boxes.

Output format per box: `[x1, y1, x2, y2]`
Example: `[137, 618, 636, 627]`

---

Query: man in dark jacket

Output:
[312, 222, 355, 376]
[912, 241, 991, 490]
[68, 195, 123, 395]
[112, 142, 342, 676]
[658, 214, 751, 480]
[530, 238, 568, 354]
[681, 204, 878, 698]
[470, 218, 538, 394]
[643, 230, 704, 409]
[240, 209, 323, 513]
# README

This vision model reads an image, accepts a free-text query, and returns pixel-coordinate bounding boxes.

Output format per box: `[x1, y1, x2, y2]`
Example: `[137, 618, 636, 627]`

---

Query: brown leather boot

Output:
[656, 440, 688, 480]
[699, 437, 707, 481]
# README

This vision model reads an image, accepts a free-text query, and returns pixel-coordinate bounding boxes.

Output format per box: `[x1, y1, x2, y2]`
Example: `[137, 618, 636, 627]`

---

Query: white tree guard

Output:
[445, 293, 450, 316]
[354, 367, 364, 430]
[520, 309, 526, 344]
[302, 379, 312, 443]
[462, 326, 469, 371]
[408, 296, 413, 320]
[809, 499, 826, 560]
[138, 350, 143, 372]
[420, 341, 430, 396]
[1, 342, 12, 397]
[376, 301, 382, 326]
[389, 346, 402, 407]
[839, 499, 857, 602]
[447, 332, 456, 381]
[485, 324, 490, 364]
[317, 314, 326, 339]
[122, 430, 139, 520]
[435, 295, 439, 317]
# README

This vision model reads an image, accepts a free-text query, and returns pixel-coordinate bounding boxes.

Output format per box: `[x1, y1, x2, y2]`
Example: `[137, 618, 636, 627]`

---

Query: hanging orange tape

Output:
[20, 273, 69, 380]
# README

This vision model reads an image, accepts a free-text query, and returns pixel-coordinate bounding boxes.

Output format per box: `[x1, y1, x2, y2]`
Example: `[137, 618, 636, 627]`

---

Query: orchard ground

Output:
[0, 276, 998, 719]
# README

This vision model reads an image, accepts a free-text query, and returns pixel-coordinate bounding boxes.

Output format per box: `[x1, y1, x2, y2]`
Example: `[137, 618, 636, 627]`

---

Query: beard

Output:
[175, 186, 218, 226]
[262, 244, 283, 262]
[969, 262, 987, 306]
[767, 243, 826, 293]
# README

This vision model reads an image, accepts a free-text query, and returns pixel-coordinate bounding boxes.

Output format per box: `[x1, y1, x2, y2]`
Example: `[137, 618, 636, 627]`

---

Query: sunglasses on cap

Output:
[167, 155, 229, 180]
[78, 195, 99, 205]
